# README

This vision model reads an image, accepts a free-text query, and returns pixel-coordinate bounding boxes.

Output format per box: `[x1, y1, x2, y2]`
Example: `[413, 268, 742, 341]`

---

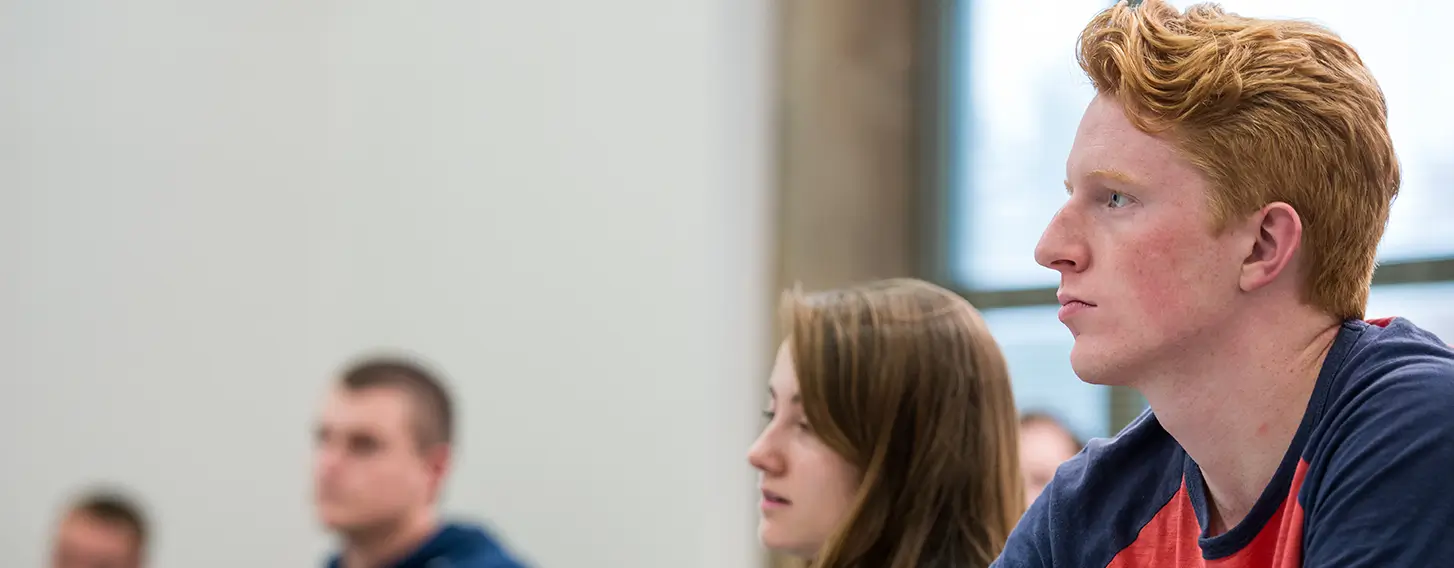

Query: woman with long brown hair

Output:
[749, 278, 1023, 568]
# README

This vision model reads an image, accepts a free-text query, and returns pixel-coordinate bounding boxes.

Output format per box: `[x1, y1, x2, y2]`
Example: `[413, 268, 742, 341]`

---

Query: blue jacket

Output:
[327, 522, 528, 568]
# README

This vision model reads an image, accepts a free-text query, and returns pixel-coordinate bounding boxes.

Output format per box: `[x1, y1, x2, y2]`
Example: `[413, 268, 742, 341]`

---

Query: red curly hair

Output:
[1077, 0, 1401, 320]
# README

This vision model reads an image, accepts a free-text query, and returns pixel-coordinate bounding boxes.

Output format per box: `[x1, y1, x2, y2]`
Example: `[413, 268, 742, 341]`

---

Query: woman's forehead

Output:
[768, 344, 800, 400]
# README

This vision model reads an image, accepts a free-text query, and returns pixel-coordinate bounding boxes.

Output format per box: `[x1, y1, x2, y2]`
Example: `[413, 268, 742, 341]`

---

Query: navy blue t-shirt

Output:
[994, 317, 1454, 567]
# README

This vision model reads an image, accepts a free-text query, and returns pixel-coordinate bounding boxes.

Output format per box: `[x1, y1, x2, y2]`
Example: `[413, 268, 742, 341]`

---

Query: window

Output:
[1366, 282, 1454, 342]
[980, 305, 1109, 441]
[943, 0, 1454, 435]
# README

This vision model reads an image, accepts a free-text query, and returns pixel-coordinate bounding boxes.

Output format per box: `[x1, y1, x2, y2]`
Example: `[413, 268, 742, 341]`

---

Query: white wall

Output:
[0, 1, 774, 566]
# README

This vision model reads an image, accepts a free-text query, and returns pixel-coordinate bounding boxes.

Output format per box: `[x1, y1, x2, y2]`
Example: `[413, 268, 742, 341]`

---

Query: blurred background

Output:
[1, 1, 1449, 567]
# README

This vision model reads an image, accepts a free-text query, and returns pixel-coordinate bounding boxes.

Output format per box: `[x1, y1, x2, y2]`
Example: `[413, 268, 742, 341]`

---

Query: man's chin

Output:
[316, 506, 362, 532]
[1069, 341, 1134, 387]
[318, 515, 346, 531]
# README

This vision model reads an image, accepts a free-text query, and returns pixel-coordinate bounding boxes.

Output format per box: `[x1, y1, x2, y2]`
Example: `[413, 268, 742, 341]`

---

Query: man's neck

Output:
[341, 510, 439, 568]
[1137, 306, 1341, 535]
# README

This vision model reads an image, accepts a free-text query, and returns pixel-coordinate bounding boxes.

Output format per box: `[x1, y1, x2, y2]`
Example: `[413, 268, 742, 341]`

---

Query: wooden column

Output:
[767, 0, 942, 566]
[773, 0, 939, 292]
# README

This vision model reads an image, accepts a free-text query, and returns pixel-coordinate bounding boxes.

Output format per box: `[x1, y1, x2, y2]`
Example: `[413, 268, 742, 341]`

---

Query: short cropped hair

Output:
[70, 490, 148, 550]
[340, 356, 454, 449]
[1077, 0, 1400, 320]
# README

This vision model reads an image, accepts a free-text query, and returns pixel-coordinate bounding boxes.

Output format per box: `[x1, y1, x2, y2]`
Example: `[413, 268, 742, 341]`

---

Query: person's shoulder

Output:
[1345, 317, 1452, 364]
[1300, 316, 1454, 486]
[458, 528, 530, 568]
[1027, 409, 1186, 564]
[425, 522, 531, 568]
[1326, 317, 1454, 412]
[1293, 319, 1454, 566]
[460, 548, 529, 568]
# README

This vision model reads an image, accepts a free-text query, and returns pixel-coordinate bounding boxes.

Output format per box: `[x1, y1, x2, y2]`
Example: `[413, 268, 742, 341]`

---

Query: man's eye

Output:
[349, 437, 379, 454]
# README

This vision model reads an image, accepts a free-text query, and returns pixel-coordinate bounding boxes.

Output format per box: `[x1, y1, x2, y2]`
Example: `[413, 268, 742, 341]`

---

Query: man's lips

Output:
[1056, 292, 1096, 307]
[1057, 293, 1095, 322]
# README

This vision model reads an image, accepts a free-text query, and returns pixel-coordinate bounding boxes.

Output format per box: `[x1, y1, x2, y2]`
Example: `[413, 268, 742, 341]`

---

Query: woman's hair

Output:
[783, 278, 1023, 568]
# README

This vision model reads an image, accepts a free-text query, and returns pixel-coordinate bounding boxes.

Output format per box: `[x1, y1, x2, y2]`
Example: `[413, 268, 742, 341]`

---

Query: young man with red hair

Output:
[995, 0, 1454, 566]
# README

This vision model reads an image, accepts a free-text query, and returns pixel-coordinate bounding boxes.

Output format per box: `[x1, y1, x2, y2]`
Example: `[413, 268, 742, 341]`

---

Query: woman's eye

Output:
[761, 408, 811, 432]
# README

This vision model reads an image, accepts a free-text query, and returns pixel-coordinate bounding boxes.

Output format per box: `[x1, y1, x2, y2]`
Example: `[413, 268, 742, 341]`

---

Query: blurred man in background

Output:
[314, 355, 527, 568]
[1016, 412, 1081, 509]
[50, 490, 148, 568]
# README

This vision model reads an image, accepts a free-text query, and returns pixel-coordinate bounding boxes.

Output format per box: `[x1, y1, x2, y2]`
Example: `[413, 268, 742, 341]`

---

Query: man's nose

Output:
[1034, 207, 1088, 274]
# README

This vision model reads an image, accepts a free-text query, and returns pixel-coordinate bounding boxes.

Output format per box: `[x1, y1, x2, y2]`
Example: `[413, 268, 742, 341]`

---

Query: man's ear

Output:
[1239, 201, 1302, 293]
[423, 442, 452, 503]
[425, 443, 452, 476]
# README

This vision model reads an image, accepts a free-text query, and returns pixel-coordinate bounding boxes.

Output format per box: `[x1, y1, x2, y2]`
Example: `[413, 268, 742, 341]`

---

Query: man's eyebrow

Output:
[1066, 168, 1142, 193]
[1089, 168, 1140, 185]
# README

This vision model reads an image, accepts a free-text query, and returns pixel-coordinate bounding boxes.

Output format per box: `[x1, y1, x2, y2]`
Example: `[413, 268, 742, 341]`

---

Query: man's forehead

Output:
[1070, 96, 1195, 185]
[329, 383, 411, 404]
[58, 512, 137, 546]
[320, 387, 415, 428]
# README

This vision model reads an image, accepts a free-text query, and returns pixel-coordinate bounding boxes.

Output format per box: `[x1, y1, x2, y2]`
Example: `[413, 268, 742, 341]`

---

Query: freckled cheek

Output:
[1118, 231, 1209, 325]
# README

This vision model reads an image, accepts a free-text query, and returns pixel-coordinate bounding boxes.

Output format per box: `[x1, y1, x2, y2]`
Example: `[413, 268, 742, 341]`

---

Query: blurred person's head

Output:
[313, 355, 454, 538]
[51, 490, 147, 568]
[1036, 0, 1399, 386]
[1017, 412, 1083, 508]
[748, 279, 1023, 568]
